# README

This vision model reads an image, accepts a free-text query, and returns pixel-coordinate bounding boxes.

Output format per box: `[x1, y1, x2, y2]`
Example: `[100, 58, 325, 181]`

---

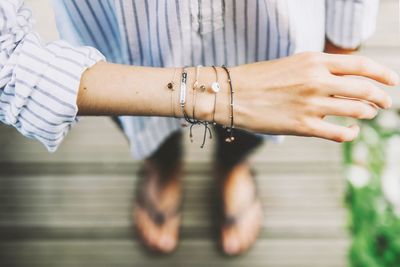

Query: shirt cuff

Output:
[325, 0, 379, 49]
[0, 33, 105, 152]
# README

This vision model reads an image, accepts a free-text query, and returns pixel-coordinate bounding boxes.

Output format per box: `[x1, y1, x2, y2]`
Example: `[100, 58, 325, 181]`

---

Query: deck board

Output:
[0, 118, 348, 267]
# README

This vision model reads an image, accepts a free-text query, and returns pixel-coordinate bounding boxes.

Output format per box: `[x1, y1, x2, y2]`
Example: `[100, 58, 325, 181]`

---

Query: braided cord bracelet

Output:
[221, 65, 235, 143]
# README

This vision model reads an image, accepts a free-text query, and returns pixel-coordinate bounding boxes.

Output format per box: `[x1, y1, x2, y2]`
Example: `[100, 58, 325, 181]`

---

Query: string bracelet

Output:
[191, 65, 212, 146]
[180, 67, 197, 124]
[211, 66, 220, 125]
[167, 67, 178, 117]
[221, 65, 235, 143]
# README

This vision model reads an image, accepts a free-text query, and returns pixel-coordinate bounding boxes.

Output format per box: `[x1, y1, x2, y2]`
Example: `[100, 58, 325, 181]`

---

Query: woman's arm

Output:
[78, 52, 398, 143]
[1, 0, 396, 150]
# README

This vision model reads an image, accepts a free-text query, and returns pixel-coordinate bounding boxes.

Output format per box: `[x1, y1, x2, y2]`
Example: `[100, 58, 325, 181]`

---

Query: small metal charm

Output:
[211, 82, 220, 93]
[193, 81, 199, 90]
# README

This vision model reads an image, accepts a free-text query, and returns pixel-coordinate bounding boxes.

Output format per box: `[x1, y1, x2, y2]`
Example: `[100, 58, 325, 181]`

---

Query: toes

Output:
[223, 230, 241, 255]
[158, 233, 177, 253]
[222, 202, 263, 256]
[146, 224, 178, 253]
[135, 206, 179, 253]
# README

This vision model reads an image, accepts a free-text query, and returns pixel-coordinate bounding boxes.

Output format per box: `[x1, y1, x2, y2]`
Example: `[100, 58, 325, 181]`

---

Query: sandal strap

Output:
[223, 195, 261, 227]
[137, 193, 181, 226]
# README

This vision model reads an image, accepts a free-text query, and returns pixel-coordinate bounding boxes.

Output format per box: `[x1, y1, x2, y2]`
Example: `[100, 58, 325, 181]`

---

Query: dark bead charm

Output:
[167, 82, 174, 90]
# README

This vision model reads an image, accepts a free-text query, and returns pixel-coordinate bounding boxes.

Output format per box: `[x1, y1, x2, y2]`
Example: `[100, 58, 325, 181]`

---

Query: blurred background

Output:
[0, 0, 399, 267]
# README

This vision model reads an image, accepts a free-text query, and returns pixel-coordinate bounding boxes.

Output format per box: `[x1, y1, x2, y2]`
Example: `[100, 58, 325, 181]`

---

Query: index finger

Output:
[322, 53, 399, 86]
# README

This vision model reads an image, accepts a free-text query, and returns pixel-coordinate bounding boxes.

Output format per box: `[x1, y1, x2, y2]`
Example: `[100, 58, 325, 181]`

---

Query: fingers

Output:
[326, 76, 392, 109]
[322, 53, 399, 86]
[308, 120, 360, 142]
[316, 97, 378, 119]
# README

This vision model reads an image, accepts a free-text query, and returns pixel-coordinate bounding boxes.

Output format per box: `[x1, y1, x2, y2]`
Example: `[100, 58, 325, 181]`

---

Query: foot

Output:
[134, 160, 183, 254]
[218, 161, 263, 256]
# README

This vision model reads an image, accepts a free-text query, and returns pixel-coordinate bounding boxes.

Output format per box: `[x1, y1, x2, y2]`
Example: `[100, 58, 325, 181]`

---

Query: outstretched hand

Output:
[226, 52, 398, 142]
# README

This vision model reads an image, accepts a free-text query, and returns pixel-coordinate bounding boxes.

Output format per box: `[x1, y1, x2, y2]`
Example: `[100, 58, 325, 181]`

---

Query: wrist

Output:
[194, 66, 231, 127]
[173, 66, 228, 124]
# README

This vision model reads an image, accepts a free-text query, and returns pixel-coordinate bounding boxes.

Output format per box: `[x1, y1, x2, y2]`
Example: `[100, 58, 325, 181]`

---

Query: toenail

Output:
[160, 235, 175, 251]
[225, 238, 240, 254]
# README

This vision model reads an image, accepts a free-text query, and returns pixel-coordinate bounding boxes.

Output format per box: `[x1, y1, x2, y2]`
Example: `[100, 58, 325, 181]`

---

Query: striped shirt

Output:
[0, 0, 379, 157]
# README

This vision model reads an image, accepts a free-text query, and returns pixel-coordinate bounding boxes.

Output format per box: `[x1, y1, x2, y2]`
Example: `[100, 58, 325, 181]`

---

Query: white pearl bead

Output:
[211, 82, 220, 93]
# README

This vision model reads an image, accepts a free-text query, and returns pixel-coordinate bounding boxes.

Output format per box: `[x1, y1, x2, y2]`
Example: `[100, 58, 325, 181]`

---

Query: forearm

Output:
[77, 62, 230, 125]
[77, 53, 398, 143]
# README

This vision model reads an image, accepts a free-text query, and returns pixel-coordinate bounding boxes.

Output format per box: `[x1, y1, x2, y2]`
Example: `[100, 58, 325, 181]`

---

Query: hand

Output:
[221, 52, 398, 142]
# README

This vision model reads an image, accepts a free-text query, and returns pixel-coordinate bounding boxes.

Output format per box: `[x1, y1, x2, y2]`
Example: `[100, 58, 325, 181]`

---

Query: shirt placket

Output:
[190, 0, 201, 34]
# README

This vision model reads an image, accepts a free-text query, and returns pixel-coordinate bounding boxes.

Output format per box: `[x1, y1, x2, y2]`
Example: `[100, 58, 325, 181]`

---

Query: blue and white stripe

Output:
[0, 0, 104, 151]
[0, 0, 380, 157]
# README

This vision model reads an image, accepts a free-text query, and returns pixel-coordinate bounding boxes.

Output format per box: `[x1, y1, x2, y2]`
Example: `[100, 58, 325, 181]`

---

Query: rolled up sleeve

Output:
[326, 0, 380, 49]
[0, 0, 105, 152]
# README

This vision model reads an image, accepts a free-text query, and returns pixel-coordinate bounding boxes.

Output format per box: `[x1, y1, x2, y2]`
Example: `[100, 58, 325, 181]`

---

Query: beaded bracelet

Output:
[211, 66, 220, 125]
[221, 65, 235, 143]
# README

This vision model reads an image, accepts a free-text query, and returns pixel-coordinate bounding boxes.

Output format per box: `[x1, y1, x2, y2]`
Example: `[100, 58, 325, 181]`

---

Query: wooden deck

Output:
[0, 0, 399, 266]
[0, 118, 347, 267]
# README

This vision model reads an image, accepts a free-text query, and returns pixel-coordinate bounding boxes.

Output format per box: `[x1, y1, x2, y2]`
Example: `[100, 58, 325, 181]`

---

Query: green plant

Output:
[345, 111, 400, 267]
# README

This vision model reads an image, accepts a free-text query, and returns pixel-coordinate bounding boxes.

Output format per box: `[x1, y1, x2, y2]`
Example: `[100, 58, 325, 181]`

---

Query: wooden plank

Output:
[0, 118, 343, 165]
[0, 171, 347, 240]
[0, 239, 349, 267]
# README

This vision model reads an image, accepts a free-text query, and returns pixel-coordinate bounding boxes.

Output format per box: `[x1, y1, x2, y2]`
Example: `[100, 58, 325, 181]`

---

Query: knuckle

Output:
[351, 104, 368, 119]
[355, 56, 370, 72]
[294, 116, 311, 134]
[299, 117, 315, 134]
[303, 74, 325, 91]
[362, 82, 389, 108]
[362, 83, 375, 100]
[300, 52, 323, 67]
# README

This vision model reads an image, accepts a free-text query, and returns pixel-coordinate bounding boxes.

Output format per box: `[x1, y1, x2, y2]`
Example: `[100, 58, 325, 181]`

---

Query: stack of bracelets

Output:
[167, 65, 235, 148]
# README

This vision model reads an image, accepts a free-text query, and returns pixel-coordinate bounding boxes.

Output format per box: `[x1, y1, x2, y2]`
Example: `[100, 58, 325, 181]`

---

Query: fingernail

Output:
[350, 125, 360, 139]
[387, 97, 393, 109]
[390, 71, 400, 86]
